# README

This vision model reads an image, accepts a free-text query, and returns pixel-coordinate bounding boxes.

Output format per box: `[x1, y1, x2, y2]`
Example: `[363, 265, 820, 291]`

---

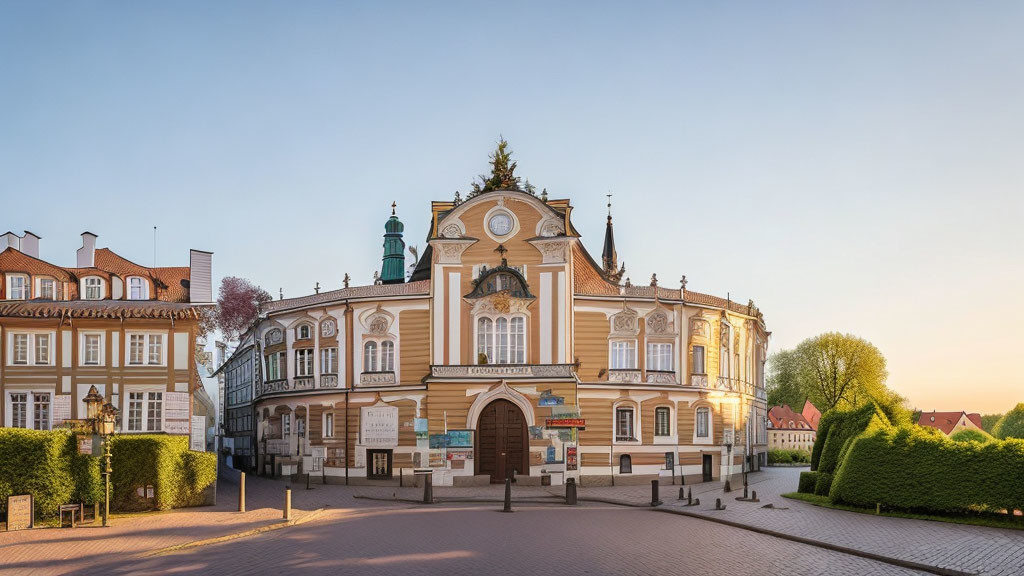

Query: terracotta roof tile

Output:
[0, 248, 73, 281]
[0, 300, 207, 319]
[917, 411, 979, 435]
[768, 404, 814, 430]
[801, 400, 822, 431]
[261, 280, 431, 313]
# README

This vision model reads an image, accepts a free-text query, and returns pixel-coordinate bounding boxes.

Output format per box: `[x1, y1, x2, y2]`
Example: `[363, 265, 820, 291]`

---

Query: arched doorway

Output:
[476, 399, 529, 483]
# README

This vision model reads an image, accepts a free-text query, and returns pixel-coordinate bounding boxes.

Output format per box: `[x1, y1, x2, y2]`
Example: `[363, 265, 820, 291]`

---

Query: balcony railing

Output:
[608, 369, 641, 383]
[292, 377, 315, 391]
[320, 374, 339, 389]
[690, 374, 709, 388]
[645, 370, 676, 384]
[255, 378, 288, 398]
[359, 371, 396, 386]
[430, 364, 576, 379]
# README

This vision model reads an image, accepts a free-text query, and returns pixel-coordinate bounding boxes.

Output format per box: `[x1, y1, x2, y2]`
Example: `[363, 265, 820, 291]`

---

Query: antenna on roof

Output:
[153, 226, 157, 267]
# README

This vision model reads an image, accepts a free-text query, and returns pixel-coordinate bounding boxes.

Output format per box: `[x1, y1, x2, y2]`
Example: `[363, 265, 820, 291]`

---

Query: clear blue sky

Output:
[2, 1, 1021, 413]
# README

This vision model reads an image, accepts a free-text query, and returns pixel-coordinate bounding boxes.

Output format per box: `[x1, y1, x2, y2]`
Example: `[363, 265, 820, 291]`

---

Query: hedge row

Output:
[768, 449, 810, 464]
[0, 429, 215, 521]
[798, 471, 820, 494]
[830, 425, 1024, 514]
[949, 429, 992, 444]
[812, 403, 890, 474]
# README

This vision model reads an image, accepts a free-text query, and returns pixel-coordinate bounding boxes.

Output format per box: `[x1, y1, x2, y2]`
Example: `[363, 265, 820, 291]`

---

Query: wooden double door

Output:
[476, 400, 529, 483]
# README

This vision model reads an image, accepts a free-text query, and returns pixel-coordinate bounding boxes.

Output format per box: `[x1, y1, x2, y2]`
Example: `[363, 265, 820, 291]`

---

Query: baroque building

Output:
[225, 158, 769, 485]
[0, 231, 212, 437]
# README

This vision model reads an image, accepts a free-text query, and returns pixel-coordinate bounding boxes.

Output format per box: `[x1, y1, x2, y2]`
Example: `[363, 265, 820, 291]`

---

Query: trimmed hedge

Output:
[768, 449, 810, 465]
[813, 472, 833, 496]
[1, 430, 215, 520]
[993, 403, 1024, 440]
[813, 404, 890, 475]
[798, 471, 821, 494]
[950, 429, 992, 444]
[831, 425, 1024, 514]
[110, 435, 217, 511]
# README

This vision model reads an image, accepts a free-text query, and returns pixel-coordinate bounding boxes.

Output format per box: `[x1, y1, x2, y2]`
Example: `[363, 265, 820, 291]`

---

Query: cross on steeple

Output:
[606, 193, 613, 219]
[391, 201, 397, 216]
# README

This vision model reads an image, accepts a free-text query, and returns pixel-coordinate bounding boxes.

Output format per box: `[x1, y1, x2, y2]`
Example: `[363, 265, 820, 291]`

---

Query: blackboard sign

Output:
[665, 452, 675, 470]
[6, 494, 33, 531]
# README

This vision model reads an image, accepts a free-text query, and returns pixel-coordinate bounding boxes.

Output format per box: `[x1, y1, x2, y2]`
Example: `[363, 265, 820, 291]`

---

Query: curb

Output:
[139, 507, 331, 557]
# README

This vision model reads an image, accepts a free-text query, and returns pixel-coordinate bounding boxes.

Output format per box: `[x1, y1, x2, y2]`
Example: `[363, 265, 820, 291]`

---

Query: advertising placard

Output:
[360, 405, 398, 447]
[6, 495, 33, 531]
[163, 392, 190, 435]
[52, 395, 71, 428]
[190, 416, 206, 451]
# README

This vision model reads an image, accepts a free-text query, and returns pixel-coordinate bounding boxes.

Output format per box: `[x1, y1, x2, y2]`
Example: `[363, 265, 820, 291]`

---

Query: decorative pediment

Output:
[469, 291, 532, 316]
[431, 238, 477, 265]
[439, 217, 466, 239]
[645, 308, 675, 336]
[320, 318, 337, 338]
[265, 328, 283, 346]
[689, 318, 709, 338]
[361, 307, 395, 336]
[528, 237, 570, 264]
[535, 215, 565, 238]
[610, 306, 640, 337]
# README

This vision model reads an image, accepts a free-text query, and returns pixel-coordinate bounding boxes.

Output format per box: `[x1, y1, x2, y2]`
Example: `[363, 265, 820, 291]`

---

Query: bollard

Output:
[694, 497, 700, 505]
[423, 472, 433, 504]
[688, 489, 693, 506]
[723, 479, 732, 493]
[306, 472, 312, 490]
[742, 484, 748, 499]
[239, 472, 246, 513]
[678, 486, 685, 500]
[502, 477, 513, 513]
[751, 490, 758, 502]
[715, 497, 726, 510]
[284, 486, 292, 521]
[651, 480, 662, 506]
[565, 478, 578, 506]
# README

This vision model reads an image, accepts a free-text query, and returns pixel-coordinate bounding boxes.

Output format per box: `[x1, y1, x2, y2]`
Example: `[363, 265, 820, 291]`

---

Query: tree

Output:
[766, 333, 903, 416]
[469, 137, 528, 196]
[215, 277, 272, 339]
[992, 403, 1024, 440]
[980, 413, 1003, 434]
[949, 428, 992, 443]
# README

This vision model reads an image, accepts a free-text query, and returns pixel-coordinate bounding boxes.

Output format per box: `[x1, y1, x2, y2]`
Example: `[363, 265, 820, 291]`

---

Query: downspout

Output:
[344, 300, 352, 486]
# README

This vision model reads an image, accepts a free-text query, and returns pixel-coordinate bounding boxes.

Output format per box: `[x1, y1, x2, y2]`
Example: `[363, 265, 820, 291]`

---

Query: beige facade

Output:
[243, 189, 769, 485]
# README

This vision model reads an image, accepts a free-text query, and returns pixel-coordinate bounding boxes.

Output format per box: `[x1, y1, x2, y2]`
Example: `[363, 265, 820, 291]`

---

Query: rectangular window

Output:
[655, 407, 671, 437]
[615, 407, 635, 441]
[610, 341, 636, 370]
[13, 334, 29, 364]
[148, 335, 163, 365]
[282, 414, 291, 436]
[9, 276, 27, 300]
[646, 342, 673, 372]
[128, 391, 162, 432]
[129, 278, 145, 300]
[510, 317, 525, 364]
[147, 392, 163, 431]
[84, 278, 102, 300]
[33, 393, 50, 430]
[39, 278, 55, 300]
[34, 334, 49, 365]
[129, 334, 145, 365]
[267, 353, 280, 380]
[129, 392, 144, 431]
[692, 346, 705, 375]
[296, 349, 313, 377]
[380, 341, 395, 371]
[324, 413, 334, 438]
[11, 393, 27, 428]
[697, 408, 710, 438]
[84, 334, 101, 365]
[320, 347, 338, 374]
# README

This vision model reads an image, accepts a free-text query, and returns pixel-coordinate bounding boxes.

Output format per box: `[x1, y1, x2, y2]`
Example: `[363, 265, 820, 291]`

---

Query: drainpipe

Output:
[344, 300, 351, 486]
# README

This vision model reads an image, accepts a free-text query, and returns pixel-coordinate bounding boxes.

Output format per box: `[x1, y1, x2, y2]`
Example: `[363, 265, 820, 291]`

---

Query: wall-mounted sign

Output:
[190, 416, 206, 451]
[566, 446, 578, 471]
[665, 452, 675, 470]
[6, 494, 33, 531]
[447, 429, 473, 448]
[360, 405, 398, 447]
[163, 392, 190, 435]
[446, 448, 474, 461]
[538, 389, 565, 406]
[429, 434, 450, 449]
[266, 438, 289, 455]
[52, 395, 71, 428]
[77, 435, 94, 456]
[545, 418, 586, 429]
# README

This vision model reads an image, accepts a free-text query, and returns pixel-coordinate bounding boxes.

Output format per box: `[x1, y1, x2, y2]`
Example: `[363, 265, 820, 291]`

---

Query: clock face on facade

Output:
[488, 212, 513, 236]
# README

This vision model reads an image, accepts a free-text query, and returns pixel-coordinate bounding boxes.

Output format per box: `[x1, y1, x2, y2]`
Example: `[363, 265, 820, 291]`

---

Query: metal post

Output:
[306, 472, 312, 490]
[239, 472, 246, 512]
[102, 435, 111, 528]
[502, 477, 513, 513]
[423, 472, 433, 504]
[565, 478, 577, 505]
[651, 480, 662, 506]
[284, 486, 292, 520]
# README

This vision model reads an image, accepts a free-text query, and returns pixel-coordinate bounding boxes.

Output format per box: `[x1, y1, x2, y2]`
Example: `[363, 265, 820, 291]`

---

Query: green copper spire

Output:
[381, 201, 406, 284]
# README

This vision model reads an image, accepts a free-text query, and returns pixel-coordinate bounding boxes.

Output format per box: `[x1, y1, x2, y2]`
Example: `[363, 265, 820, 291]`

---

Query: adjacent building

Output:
[917, 410, 984, 436]
[767, 401, 818, 453]
[222, 179, 770, 485]
[0, 231, 212, 437]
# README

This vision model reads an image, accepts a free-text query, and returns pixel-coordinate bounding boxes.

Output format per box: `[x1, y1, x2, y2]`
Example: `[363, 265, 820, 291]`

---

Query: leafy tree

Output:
[766, 349, 805, 408]
[215, 277, 272, 339]
[992, 403, 1024, 440]
[949, 428, 992, 443]
[469, 137, 530, 196]
[980, 413, 1003, 434]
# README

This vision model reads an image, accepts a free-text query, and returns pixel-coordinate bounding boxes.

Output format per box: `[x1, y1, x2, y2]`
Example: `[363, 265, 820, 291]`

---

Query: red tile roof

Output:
[0, 300, 207, 320]
[0, 248, 73, 281]
[917, 411, 981, 435]
[801, 400, 822, 431]
[768, 404, 814, 430]
[261, 280, 432, 313]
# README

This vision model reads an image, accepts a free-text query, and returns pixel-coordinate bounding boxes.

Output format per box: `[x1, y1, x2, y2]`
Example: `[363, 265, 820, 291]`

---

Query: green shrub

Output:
[110, 435, 216, 511]
[816, 404, 891, 475]
[993, 403, 1024, 440]
[0, 429, 101, 523]
[831, 425, 1024, 514]
[950, 429, 992, 444]
[769, 449, 810, 465]
[798, 471, 820, 494]
[814, 472, 832, 496]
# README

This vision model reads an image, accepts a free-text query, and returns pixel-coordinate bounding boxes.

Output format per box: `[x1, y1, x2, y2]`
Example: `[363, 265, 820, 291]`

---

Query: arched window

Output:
[127, 277, 147, 300]
[615, 405, 636, 442]
[298, 324, 312, 340]
[467, 267, 532, 299]
[363, 341, 378, 372]
[83, 277, 104, 300]
[477, 316, 525, 364]
[655, 407, 672, 437]
[619, 454, 632, 474]
[380, 341, 395, 371]
[696, 407, 710, 438]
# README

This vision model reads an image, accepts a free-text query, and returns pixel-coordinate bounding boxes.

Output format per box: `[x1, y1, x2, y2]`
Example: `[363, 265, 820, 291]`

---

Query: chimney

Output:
[77, 232, 97, 267]
[189, 249, 213, 303]
[20, 231, 40, 258]
[0, 232, 20, 253]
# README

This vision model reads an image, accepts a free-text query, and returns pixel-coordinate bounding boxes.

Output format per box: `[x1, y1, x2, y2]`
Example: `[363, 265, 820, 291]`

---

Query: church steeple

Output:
[380, 202, 406, 284]
[602, 195, 625, 283]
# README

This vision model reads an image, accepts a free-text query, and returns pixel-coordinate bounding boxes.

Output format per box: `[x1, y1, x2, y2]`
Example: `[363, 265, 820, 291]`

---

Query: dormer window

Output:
[6, 274, 28, 300]
[297, 324, 312, 340]
[37, 278, 55, 300]
[83, 277, 104, 300]
[128, 277, 148, 300]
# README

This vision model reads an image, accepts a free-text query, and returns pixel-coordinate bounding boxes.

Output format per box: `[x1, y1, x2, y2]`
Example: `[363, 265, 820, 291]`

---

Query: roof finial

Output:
[314, 282, 320, 294]
[343, 273, 350, 289]
[680, 275, 688, 292]
[391, 201, 397, 216]
[279, 288, 283, 300]
[650, 273, 658, 287]
[606, 193, 613, 220]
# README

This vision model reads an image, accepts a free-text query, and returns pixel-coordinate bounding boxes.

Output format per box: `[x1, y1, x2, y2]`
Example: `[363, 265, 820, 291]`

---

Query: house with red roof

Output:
[917, 410, 984, 436]
[767, 404, 816, 452]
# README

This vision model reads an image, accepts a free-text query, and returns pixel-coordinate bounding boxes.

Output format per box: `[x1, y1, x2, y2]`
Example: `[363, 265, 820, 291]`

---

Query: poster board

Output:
[190, 416, 206, 451]
[6, 495, 33, 531]
[360, 405, 398, 447]
[51, 394, 71, 428]
[163, 392, 190, 435]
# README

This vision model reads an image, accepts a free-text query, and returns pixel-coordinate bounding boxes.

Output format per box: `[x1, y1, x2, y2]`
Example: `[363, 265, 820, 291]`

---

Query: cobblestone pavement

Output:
[1, 468, 1021, 576]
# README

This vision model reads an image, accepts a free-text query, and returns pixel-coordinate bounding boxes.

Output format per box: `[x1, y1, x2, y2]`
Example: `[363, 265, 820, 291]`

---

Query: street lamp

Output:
[96, 401, 119, 527]
[83, 385, 103, 422]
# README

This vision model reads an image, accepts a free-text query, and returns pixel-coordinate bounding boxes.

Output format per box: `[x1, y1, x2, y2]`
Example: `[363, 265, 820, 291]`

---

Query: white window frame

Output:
[694, 406, 713, 443]
[297, 324, 312, 340]
[5, 389, 55, 429]
[266, 352, 285, 380]
[646, 341, 673, 372]
[82, 276, 105, 300]
[692, 345, 706, 375]
[323, 412, 335, 438]
[362, 339, 396, 372]
[6, 274, 29, 300]
[363, 341, 378, 372]
[79, 332, 105, 366]
[126, 388, 164, 433]
[8, 331, 56, 366]
[36, 277, 57, 300]
[295, 348, 314, 377]
[609, 340, 637, 370]
[127, 276, 149, 300]
[125, 332, 164, 366]
[320, 347, 338, 374]
[654, 405, 676, 443]
[475, 315, 526, 365]
[613, 401, 640, 444]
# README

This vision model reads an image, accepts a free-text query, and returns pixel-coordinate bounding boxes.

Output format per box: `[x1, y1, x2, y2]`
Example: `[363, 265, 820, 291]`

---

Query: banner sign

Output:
[566, 446, 578, 471]
[446, 429, 473, 448]
[545, 418, 586, 428]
